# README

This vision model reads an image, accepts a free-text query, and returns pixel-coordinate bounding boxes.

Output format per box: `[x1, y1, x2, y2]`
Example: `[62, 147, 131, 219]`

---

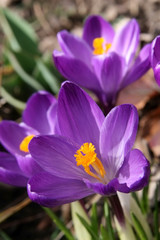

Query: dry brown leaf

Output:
[0, 198, 31, 223]
[139, 106, 160, 157]
[117, 69, 160, 110]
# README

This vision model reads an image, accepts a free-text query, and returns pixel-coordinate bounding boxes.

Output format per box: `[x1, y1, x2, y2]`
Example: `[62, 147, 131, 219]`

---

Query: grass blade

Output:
[131, 192, 141, 210]
[43, 207, 74, 240]
[71, 201, 91, 240]
[100, 225, 109, 240]
[141, 186, 149, 214]
[77, 214, 99, 240]
[1, 86, 26, 110]
[104, 201, 115, 240]
[154, 184, 160, 240]
[91, 203, 99, 235]
[36, 60, 60, 94]
[131, 213, 149, 240]
[0, 7, 39, 55]
[0, 231, 12, 240]
[7, 51, 44, 91]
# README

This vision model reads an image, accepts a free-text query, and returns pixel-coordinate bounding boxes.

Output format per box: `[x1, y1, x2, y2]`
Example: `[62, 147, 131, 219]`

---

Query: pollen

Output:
[19, 135, 34, 153]
[74, 143, 106, 180]
[93, 37, 111, 55]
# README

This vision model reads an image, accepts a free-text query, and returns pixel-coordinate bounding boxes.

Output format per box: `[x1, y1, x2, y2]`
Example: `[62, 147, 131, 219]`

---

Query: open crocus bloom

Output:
[0, 91, 58, 186]
[151, 35, 160, 86]
[28, 82, 150, 207]
[53, 15, 151, 107]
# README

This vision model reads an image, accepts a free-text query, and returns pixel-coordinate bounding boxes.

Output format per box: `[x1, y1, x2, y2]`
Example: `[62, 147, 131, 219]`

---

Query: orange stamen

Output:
[93, 37, 111, 55]
[74, 142, 106, 180]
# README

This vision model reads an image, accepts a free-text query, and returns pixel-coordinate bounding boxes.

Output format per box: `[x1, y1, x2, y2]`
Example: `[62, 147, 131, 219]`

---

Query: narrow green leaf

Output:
[104, 201, 115, 240]
[154, 184, 160, 240]
[0, 231, 12, 240]
[130, 196, 153, 239]
[43, 207, 74, 240]
[71, 201, 91, 240]
[12, 50, 37, 73]
[1, 86, 26, 110]
[131, 213, 149, 240]
[100, 225, 109, 240]
[7, 51, 44, 91]
[131, 192, 141, 210]
[0, 7, 39, 55]
[50, 229, 60, 239]
[2, 71, 35, 103]
[36, 60, 60, 94]
[91, 203, 99, 235]
[77, 214, 99, 240]
[141, 186, 149, 214]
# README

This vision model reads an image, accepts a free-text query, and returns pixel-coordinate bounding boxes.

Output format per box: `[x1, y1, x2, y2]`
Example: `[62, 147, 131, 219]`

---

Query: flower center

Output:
[74, 142, 106, 180]
[19, 135, 34, 153]
[93, 37, 111, 55]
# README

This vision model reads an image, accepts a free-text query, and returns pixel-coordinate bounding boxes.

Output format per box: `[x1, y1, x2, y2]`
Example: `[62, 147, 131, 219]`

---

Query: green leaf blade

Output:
[154, 184, 160, 240]
[77, 214, 99, 240]
[43, 207, 74, 240]
[91, 203, 99, 236]
[131, 213, 149, 240]
[104, 201, 115, 240]
[0, 7, 40, 55]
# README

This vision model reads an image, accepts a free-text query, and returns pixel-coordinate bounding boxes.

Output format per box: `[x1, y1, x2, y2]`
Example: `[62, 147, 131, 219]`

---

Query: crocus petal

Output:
[116, 149, 150, 192]
[0, 152, 27, 186]
[29, 135, 89, 180]
[84, 149, 150, 195]
[57, 30, 92, 67]
[91, 55, 105, 82]
[16, 154, 42, 177]
[100, 104, 138, 180]
[112, 19, 140, 65]
[121, 44, 151, 88]
[0, 121, 37, 156]
[53, 50, 101, 91]
[151, 36, 160, 85]
[99, 52, 125, 104]
[84, 178, 118, 195]
[47, 103, 59, 134]
[151, 36, 160, 68]
[83, 15, 115, 49]
[27, 172, 93, 207]
[58, 81, 104, 149]
[153, 63, 160, 86]
[23, 91, 57, 134]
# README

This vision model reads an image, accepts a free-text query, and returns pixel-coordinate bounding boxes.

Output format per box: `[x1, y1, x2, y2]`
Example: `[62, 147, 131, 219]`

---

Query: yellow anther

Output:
[93, 37, 111, 55]
[93, 48, 105, 55]
[19, 135, 34, 153]
[105, 43, 112, 52]
[74, 143, 106, 180]
[93, 37, 104, 48]
[93, 37, 105, 55]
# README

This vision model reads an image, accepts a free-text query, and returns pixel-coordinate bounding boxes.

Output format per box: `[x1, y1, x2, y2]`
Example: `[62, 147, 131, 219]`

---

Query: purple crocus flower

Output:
[151, 35, 160, 86]
[27, 82, 150, 207]
[0, 91, 57, 186]
[53, 15, 151, 108]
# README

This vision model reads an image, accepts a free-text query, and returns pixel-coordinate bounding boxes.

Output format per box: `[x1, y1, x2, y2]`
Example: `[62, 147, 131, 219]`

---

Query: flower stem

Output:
[108, 194, 125, 226]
